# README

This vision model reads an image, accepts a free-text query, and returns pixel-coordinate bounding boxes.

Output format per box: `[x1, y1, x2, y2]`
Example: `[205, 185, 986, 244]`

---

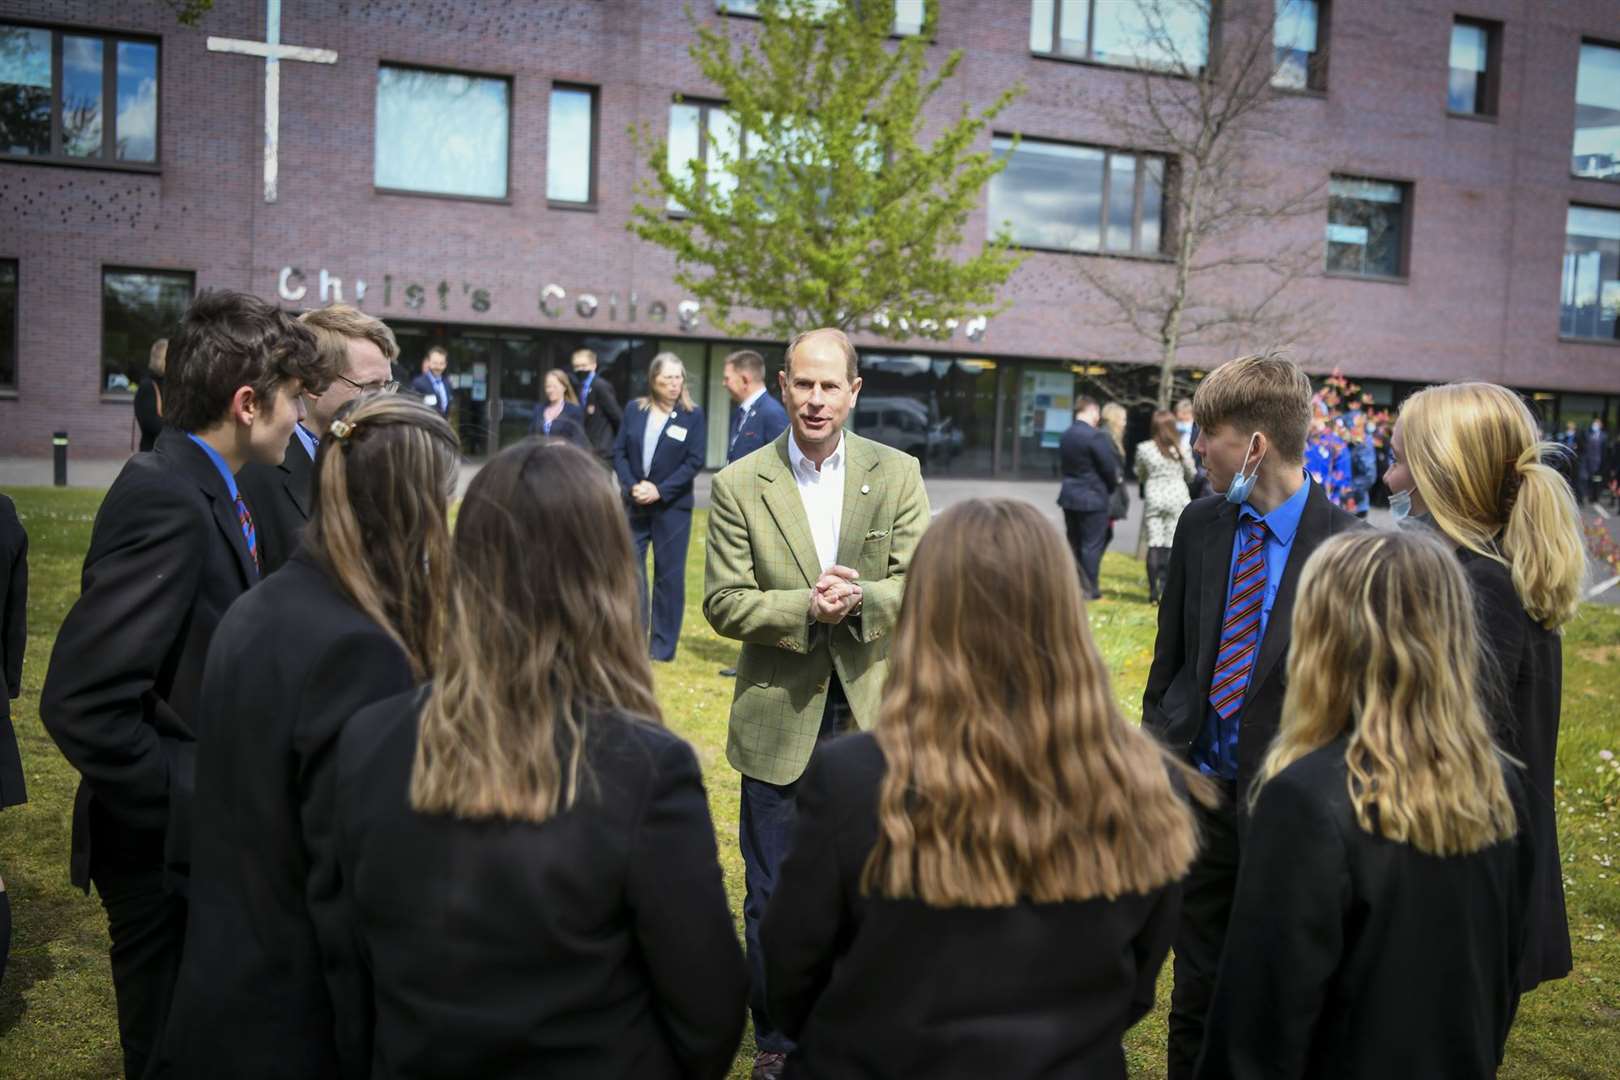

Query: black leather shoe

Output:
[719, 667, 737, 677]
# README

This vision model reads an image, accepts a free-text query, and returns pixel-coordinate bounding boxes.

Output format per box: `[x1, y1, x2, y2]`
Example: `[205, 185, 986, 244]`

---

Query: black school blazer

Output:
[1195, 739, 1535, 1080]
[235, 429, 315, 576]
[335, 691, 748, 1080]
[160, 551, 414, 1079]
[41, 428, 259, 890]
[1141, 482, 1362, 796]
[762, 732, 1181, 1080]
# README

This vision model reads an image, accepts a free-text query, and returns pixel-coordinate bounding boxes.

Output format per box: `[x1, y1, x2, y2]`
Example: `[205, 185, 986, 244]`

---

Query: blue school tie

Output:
[1209, 519, 1268, 721]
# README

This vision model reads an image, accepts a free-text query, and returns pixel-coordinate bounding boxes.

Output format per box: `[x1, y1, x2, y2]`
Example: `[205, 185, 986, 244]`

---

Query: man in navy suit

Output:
[409, 346, 452, 418]
[1057, 395, 1120, 600]
[723, 350, 790, 464]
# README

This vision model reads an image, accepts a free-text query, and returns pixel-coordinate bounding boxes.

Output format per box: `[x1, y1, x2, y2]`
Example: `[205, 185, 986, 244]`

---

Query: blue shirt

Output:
[186, 433, 242, 504]
[293, 423, 318, 461]
[579, 371, 595, 407]
[1193, 475, 1311, 779]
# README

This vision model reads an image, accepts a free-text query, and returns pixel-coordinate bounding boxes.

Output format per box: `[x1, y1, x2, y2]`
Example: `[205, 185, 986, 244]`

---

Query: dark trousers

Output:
[93, 865, 187, 1080]
[739, 680, 851, 1055]
[1167, 785, 1240, 1080]
[1063, 508, 1110, 598]
[629, 506, 692, 662]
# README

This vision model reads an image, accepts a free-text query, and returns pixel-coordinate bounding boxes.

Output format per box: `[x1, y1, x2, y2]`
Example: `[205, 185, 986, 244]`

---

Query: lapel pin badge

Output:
[861, 484, 871, 494]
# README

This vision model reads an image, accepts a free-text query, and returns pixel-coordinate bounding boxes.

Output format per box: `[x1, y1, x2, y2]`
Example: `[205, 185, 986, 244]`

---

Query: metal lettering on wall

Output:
[277, 266, 988, 342]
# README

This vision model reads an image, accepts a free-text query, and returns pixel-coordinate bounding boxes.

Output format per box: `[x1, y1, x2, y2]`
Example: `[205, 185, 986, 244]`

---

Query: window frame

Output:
[99, 264, 195, 403]
[373, 59, 515, 204]
[0, 19, 162, 172]
[1446, 16, 1502, 121]
[1028, 0, 1209, 76]
[715, 0, 929, 39]
[989, 133, 1172, 259]
[0, 258, 16, 395]
[546, 82, 599, 211]
[1559, 202, 1620, 345]
[1324, 174, 1414, 284]
[665, 97, 734, 217]
[1271, 0, 1330, 95]
[1573, 36, 1620, 183]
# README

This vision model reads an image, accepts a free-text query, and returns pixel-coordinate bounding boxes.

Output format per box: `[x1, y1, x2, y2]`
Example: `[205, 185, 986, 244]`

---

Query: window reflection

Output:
[102, 269, 193, 395]
[1031, 0, 1208, 72]
[547, 86, 594, 202]
[62, 36, 103, 157]
[1561, 206, 1620, 341]
[1326, 176, 1407, 278]
[375, 66, 510, 199]
[1574, 43, 1620, 181]
[855, 352, 998, 475]
[1273, 0, 1321, 91]
[116, 41, 158, 161]
[989, 137, 1163, 255]
[0, 25, 51, 156]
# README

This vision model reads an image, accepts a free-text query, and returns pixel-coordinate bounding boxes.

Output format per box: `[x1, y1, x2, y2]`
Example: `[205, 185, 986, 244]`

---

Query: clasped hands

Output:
[630, 481, 661, 506]
[810, 565, 862, 624]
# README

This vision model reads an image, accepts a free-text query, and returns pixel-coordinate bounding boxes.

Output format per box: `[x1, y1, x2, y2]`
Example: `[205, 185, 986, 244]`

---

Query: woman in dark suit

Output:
[133, 338, 167, 452]
[334, 439, 746, 1079]
[1385, 382, 1586, 993]
[530, 368, 585, 437]
[1196, 529, 1533, 1080]
[762, 499, 1213, 1080]
[161, 396, 459, 1079]
[612, 352, 706, 661]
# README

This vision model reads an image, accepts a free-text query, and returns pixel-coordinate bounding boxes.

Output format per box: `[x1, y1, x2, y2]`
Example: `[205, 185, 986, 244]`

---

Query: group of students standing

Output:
[15, 288, 1589, 1079]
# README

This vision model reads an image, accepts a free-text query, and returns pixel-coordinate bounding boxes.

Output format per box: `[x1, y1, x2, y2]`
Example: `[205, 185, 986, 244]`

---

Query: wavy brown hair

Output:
[1257, 529, 1518, 856]
[305, 394, 458, 679]
[861, 499, 1213, 907]
[1398, 382, 1584, 629]
[1150, 409, 1182, 460]
[410, 439, 662, 822]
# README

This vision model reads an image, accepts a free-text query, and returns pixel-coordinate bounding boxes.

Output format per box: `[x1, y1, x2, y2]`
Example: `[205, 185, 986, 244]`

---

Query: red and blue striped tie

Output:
[1209, 519, 1269, 721]
[234, 490, 261, 575]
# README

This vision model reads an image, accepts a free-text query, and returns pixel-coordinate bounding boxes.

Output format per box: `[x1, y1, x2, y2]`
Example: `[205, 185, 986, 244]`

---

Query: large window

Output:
[374, 64, 510, 199]
[716, 0, 927, 35]
[1029, 0, 1209, 72]
[1326, 176, 1409, 280]
[1562, 205, 1620, 341]
[1574, 42, 1620, 181]
[102, 268, 192, 396]
[0, 23, 159, 165]
[989, 136, 1166, 256]
[547, 84, 597, 205]
[1273, 0, 1327, 91]
[1448, 18, 1500, 117]
[0, 260, 15, 390]
[667, 100, 739, 212]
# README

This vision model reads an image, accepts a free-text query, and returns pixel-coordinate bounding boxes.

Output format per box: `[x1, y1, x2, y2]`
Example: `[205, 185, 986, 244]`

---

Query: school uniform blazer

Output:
[1057, 420, 1120, 513]
[703, 432, 929, 786]
[579, 373, 624, 460]
[0, 494, 27, 808]
[1141, 482, 1363, 800]
[1457, 545, 1571, 990]
[41, 427, 259, 891]
[236, 429, 315, 576]
[728, 392, 791, 462]
[334, 692, 748, 1080]
[530, 399, 585, 437]
[612, 402, 707, 512]
[762, 733, 1181, 1080]
[1195, 740, 1535, 1080]
[160, 551, 413, 1079]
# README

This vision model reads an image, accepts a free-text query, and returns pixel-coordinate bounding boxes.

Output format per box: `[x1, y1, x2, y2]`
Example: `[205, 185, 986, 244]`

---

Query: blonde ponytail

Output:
[1502, 443, 1584, 628]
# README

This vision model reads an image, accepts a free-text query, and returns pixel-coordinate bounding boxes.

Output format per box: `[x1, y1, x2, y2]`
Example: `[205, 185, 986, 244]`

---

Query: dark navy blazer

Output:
[726, 392, 790, 463]
[613, 402, 707, 512]
[531, 400, 585, 437]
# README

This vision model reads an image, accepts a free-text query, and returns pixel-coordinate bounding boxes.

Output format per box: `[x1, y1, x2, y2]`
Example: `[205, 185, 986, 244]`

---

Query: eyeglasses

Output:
[337, 374, 400, 394]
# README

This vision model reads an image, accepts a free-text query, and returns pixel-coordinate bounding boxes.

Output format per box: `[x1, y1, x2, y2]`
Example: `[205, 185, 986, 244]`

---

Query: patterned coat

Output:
[1135, 439, 1195, 547]
[703, 431, 929, 785]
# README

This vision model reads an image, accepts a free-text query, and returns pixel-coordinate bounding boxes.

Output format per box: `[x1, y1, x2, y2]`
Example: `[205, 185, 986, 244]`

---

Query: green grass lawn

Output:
[1, 486, 1617, 1079]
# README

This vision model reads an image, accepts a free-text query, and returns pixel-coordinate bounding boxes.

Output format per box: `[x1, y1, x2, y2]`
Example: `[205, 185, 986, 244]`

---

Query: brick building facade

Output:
[2, 0, 1618, 474]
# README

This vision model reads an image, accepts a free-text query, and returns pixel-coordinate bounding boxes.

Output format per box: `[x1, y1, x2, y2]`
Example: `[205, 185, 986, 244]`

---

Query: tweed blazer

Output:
[704, 431, 928, 785]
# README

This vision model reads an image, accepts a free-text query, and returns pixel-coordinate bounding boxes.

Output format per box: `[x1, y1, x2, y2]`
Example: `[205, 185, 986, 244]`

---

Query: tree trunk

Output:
[1156, 173, 1201, 411]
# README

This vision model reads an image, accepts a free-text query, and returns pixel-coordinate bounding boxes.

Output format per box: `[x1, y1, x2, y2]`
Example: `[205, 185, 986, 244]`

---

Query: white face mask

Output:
[1388, 488, 1414, 523]
[1224, 434, 1265, 505]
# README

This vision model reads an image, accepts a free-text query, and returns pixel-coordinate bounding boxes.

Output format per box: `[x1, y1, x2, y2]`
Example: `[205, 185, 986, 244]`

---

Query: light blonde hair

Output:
[544, 368, 580, 405]
[305, 395, 459, 680]
[411, 439, 662, 822]
[1100, 402, 1127, 458]
[1193, 350, 1313, 461]
[1257, 529, 1518, 856]
[1399, 383, 1584, 629]
[636, 351, 696, 412]
[148, 338, 168, 376]
[299, 304, 400, 384]
[862, 499, 1214, 907]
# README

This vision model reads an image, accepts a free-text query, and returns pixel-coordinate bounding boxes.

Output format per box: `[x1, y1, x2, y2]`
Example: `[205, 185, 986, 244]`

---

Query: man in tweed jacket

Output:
[704, 328, 928, 1079]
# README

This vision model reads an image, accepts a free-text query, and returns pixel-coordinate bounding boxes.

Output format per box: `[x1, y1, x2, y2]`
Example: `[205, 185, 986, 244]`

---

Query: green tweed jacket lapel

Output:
[835, 433, 883, 569]
[757, 435, 821, 587]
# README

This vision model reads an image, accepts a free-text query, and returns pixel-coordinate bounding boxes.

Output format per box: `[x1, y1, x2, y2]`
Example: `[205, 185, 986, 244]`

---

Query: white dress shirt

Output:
[788, 430, 846, 572]
[642, 406, 672, 478]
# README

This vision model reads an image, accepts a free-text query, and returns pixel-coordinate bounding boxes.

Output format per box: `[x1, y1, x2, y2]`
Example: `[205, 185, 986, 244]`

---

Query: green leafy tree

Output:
[630, 0, 1023, 342]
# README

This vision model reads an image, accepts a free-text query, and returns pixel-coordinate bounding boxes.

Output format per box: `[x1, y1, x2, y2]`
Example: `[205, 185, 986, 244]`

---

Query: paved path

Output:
[7, 455, 1616, 603]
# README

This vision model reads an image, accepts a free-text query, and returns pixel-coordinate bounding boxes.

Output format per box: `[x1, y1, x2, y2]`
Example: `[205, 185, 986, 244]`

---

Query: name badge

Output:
[668, 425, 689, 443]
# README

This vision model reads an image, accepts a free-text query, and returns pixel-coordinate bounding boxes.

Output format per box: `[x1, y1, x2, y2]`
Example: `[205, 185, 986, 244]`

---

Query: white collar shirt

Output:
[788, 430, 846, 572]
[739, 385, 768, 415]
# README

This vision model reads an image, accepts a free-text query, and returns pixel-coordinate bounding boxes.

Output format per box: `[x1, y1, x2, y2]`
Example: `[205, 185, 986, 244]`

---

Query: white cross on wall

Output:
[206, 0, 337, 203]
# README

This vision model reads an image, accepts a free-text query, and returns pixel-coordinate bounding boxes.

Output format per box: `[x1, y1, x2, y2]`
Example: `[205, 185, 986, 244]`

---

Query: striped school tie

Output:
[1208, 519, 1269, 721]
[234, 490, 261, 574]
